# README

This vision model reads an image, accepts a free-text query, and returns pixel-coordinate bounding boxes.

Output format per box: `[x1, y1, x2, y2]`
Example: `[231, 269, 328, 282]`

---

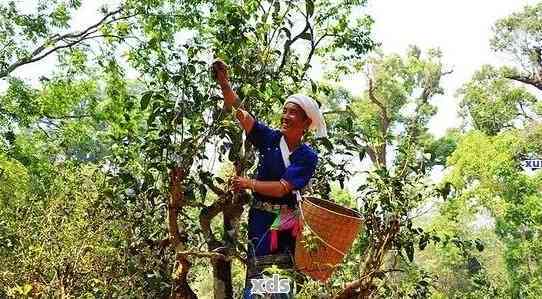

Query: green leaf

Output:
[159, 70, 169, 83]
[405, 242, 414, 262]
[419, 237, 428, 250]
[357, 184, 368, 192]
[468, 256, 482, 273]
[228, 148, 239, 162]
[279, 27, 291, 40]
[141, 92, 153, 109]
[359, 147, 366, 161]
[299, 32, 312, 41]
[320, 137, 333, 151]
[475, 239, 484, 252]
[310, 79, 318, 93]
[120, 172, 133, 184]
[199, 184, 207, 199]
[188, 64, 196, 74]
[272, 1, 281, 19]
[306, 0, 314, 17]
[147, 109, 157, 127]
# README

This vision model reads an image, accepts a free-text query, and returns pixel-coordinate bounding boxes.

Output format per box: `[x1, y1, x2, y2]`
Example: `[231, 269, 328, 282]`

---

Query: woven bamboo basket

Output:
[294, 196, 363, 282]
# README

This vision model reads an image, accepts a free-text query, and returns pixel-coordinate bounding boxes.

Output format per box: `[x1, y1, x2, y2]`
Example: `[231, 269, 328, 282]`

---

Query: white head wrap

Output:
[284, 94, 328, 138]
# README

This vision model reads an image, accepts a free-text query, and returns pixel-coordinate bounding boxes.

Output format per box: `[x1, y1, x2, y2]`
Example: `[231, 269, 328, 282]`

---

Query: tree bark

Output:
[199, 183, 249, 298]
[168, 167, 197, 299]
[0, 8, 135, 80]
[335, 219, 400, 299]
[171, 256, 197, 299]
[212, 222, 233, 299]
[506, 74, 542, 91]
[211, 160, 250, 299]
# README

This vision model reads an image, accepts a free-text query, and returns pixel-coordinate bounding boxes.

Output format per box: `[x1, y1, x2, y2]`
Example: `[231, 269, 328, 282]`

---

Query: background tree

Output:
[491, 2, 542, 91]
[0, 0, 133, 79]
[444, 130, 542, 297]
[306, 46, 458, 298]
[457, 65, 537, 136]
[431, 2, 542, 297]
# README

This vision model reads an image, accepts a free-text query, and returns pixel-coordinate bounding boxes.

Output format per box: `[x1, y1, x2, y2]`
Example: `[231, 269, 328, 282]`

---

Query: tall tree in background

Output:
[458, 65, 538, 136]
[442, 3, 542, 296]
[444, 130, 542, 297]
[314, 46, 456, 298]
[491, 2, 542, 91]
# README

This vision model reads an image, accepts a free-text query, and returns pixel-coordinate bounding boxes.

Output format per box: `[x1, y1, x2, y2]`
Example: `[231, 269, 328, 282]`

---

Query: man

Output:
[212, 60, 326, 298]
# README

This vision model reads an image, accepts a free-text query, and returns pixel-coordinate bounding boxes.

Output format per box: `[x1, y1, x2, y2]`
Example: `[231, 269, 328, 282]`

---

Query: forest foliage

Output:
[0, 0, 541, 298]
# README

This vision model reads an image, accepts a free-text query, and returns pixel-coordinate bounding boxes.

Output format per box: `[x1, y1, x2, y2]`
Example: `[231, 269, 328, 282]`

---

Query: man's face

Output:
[280, 102, 311, 136]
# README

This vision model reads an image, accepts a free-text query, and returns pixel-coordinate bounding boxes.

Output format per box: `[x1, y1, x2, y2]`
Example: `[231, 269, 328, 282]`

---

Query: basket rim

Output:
[302, 196, 364, 222]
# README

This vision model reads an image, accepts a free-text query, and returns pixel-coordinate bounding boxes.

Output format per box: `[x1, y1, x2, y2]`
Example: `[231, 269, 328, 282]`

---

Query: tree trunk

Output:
[168, 167, 197, 298]
[170, 256, 197, 299]
[212, 251, 233, 299]
[335, 220, 400, 299]
[211, 212, 234, 299]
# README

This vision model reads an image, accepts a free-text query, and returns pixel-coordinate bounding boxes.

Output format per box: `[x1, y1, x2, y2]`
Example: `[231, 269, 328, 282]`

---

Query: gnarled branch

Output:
[0, 7, 137, 79]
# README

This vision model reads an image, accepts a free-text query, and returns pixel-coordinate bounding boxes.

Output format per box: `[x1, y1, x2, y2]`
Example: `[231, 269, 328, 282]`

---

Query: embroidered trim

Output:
[252, 200, 292, 214]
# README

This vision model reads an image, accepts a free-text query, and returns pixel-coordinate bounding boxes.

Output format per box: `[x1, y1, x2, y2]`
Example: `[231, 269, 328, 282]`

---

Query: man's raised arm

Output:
[212, 60, 255, 133]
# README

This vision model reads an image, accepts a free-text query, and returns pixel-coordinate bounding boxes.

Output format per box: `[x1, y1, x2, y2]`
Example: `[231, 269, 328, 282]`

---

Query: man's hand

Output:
[231, 176, 253, 192]
[235, 108, 253, 130]
[211, 60, 255, 133]
[212, 60, 229, 87]
[231, 176, 294, 198]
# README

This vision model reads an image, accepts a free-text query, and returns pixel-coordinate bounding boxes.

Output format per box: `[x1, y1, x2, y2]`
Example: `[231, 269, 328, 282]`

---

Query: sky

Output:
[4, 0, 539, 141]
[363, 0, 539, 137]
[6, 0, 538, 136]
